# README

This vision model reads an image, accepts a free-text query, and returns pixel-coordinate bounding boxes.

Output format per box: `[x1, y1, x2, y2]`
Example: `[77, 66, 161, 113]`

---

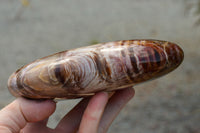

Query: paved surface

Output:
[0, 0, 199, 132]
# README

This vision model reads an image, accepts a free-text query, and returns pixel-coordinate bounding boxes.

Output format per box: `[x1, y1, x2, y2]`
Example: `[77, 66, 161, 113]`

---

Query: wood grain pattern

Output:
[8, 40, 184, 99]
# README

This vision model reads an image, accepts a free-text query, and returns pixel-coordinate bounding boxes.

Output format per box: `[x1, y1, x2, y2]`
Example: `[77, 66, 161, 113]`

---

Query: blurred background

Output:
[0, 0, 200, 132]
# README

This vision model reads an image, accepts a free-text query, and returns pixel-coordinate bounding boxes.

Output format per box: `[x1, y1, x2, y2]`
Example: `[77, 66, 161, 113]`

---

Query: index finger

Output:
[0, 98, 56, 133]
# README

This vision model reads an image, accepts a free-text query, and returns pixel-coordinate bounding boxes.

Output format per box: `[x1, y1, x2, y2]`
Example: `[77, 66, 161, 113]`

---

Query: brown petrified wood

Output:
[8, 40, 184, 99]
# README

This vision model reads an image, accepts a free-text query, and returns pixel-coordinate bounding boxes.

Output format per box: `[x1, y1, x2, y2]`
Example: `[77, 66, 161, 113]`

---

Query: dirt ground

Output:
[0, 0, 199, 133]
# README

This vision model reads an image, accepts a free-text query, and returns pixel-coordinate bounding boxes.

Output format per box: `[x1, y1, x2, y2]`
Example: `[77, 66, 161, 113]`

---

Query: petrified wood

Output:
[8, 40, 184, 99]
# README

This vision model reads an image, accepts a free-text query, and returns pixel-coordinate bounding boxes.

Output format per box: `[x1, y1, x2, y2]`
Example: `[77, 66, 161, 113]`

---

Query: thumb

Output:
[0, 97, 56, 133]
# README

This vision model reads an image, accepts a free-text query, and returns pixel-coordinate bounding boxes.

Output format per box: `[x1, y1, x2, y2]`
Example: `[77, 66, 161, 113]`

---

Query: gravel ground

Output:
[0, 0, 199, 133]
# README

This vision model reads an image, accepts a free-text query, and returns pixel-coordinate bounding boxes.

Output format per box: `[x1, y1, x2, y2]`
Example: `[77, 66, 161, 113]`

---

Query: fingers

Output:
[98, 88, 135, 133]
[56, 88, 134, 133]
[21, 118, 52, 133]
[18, 98, 56, 122]
[0, 97, 56, 133]
[78, 92, 109, 133]
[55, 98, 90, 132]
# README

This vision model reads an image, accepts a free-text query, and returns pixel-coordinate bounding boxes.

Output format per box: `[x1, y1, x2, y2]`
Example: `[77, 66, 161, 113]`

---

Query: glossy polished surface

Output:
[8, 40, 184, 99]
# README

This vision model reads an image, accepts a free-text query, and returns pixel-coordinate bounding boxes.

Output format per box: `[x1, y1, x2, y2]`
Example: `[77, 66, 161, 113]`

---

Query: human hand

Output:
[0, 88, 134, 133]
